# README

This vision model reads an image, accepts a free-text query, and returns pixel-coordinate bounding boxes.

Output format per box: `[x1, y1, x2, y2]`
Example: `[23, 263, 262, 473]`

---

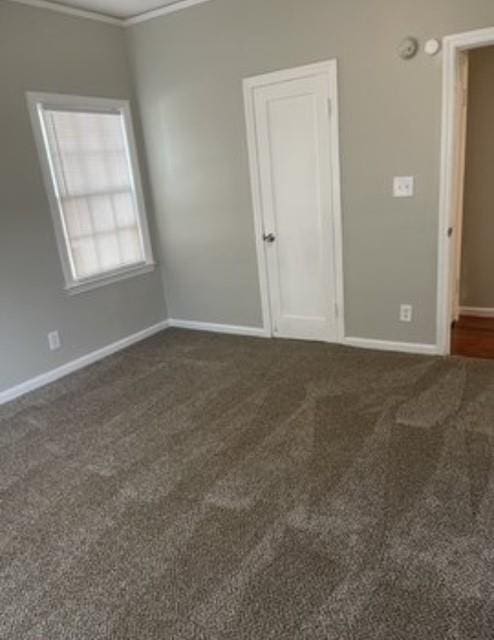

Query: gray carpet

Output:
[1, 328, 494, 639]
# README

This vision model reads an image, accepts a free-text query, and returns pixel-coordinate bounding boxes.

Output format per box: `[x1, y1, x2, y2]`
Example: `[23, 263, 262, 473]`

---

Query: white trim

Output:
[27, 92, 130, 112]
[437, 26, 494, 355]
[26, 92, 155, 293]
[65, 262, 156, 295]
[169, 322, 439, 356]
[243, 59, 345, 343]
[243, 75, 273, 338]
[124, 0, 213, 26]
[459, 307, 494, 318]
[0, 319, 443, 406]
[6, 0, 122, 25]
[0, 320, 170, 406]
[327, 62, 346, 343]
[168, 319, 269, 338]
[244, 60, 342, 88]
[7, 0, 215, 27]
[343, 337, 440, 356]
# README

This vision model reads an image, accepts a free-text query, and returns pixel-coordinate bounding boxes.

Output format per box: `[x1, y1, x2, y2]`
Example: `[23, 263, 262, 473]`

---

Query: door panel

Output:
[252, 71, 337, 341]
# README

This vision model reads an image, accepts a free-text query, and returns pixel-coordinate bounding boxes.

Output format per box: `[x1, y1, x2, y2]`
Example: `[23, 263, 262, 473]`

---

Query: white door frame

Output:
[451, 52, 469, 323]
[437, 26, 494, 354]
[243, 59, 345, 342]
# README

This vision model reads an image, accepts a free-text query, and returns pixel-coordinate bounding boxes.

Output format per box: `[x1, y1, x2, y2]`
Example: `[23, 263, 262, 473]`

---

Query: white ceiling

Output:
[49, 0, 185, 19]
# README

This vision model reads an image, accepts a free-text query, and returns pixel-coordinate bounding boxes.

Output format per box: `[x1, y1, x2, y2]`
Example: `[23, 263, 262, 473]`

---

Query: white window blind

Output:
[42, 108, 145, 279]
[28, 94, 154, 293]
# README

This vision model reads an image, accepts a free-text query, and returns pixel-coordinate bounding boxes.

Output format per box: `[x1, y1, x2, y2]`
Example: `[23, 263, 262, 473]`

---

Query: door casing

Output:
[243, 60, 345, 343]
[437, 27, 494, 354]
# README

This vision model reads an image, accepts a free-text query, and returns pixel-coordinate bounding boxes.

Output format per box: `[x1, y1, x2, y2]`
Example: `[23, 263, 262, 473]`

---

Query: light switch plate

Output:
[393, 176, 414, 198]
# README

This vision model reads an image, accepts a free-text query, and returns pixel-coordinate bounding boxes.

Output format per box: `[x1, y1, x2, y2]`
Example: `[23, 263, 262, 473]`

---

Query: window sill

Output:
[65, 262, 156, 296]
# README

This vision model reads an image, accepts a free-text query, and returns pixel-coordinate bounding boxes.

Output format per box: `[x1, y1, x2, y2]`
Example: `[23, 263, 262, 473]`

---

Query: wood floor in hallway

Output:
[451, 315, 494, 359]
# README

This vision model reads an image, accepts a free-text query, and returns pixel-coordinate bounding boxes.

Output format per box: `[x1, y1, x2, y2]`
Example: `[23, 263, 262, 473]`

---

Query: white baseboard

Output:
[1, 320, 441, 406]
[0, 320, 170, 406]
[168, 319, 269, 338]
[460, 306, 494, 318]
[342, 336, 440, 356]
[170, 322, 439, 355]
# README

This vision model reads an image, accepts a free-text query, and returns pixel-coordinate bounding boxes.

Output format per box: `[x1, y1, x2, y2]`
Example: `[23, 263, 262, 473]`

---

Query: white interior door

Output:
[246, 62, 341, 342]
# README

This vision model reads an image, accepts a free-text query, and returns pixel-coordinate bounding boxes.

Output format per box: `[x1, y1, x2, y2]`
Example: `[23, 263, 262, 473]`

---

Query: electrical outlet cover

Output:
[400, 305, 413, 323]
[48, 331, 61, 351]
[393, 176, 414, 198]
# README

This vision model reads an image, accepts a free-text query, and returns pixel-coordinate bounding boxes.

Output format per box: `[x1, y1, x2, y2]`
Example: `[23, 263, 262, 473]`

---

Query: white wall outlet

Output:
[48, 330, 61, 351]
[393, 176, 414, 198]
[400, 305, 413, 323]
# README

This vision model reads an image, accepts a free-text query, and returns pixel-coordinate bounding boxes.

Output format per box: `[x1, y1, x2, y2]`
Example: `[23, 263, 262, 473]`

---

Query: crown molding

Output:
[124, 0, 213, 26]
[7, 0, 214, 27]
[6, 0, 122, 25]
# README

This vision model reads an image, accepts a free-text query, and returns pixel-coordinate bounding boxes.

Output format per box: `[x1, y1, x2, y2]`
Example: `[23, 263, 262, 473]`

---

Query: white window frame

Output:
[26, 92, 155, 295]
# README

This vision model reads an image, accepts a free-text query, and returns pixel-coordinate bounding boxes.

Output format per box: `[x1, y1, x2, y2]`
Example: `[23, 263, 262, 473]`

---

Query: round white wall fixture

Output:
[425, 39, 441, 56]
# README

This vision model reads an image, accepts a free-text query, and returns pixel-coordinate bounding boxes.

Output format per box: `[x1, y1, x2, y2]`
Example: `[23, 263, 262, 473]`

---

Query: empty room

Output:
[1, 0, 494, 638]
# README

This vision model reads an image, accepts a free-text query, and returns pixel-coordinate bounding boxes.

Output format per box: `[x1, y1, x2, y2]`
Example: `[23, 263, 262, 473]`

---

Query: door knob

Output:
[263, 233, 276, 244]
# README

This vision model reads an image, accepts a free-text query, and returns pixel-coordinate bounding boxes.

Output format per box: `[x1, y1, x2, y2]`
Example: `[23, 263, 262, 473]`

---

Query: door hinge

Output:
[447, 226, 454, 238]
[334, 302, 339, 318]
[327, 98, 332, 118]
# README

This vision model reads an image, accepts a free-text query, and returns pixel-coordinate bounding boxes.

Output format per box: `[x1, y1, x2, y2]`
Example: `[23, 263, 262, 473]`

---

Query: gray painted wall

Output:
[460, 46, 494, 309]
[0, 2, 167, 392]
[127, 0, 494, 343]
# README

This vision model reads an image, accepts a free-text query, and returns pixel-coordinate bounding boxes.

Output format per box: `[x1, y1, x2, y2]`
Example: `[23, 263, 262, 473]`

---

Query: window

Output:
[27, 93, 154, 293]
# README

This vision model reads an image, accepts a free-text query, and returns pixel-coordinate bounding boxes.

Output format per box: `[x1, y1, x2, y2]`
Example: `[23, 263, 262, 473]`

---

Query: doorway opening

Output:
[438, 27, 494, 358]
[451, 45, 494, 357]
